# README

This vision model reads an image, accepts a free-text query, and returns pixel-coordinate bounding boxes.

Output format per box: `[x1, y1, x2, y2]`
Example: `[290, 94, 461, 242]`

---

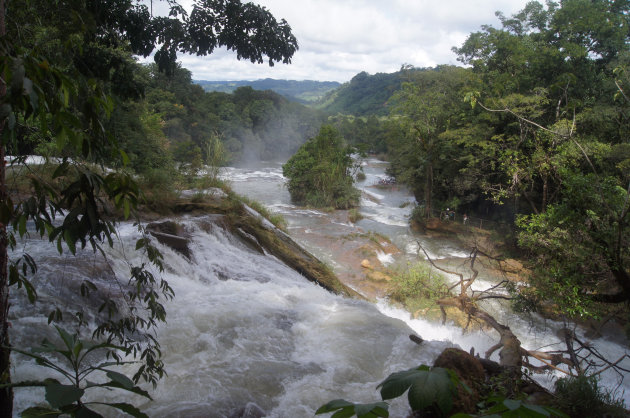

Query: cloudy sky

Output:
[145, 0, 532, 83]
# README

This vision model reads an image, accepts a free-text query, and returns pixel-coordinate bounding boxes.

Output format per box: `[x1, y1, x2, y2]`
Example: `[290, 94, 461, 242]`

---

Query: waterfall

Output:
[10, 217, 459, 417]
[9, 158, 630, 416]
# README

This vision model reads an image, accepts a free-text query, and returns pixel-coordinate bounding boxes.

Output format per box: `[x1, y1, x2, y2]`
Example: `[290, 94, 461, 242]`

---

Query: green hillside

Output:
[318, 70, 407, 116]
[194, 78, 340, 104]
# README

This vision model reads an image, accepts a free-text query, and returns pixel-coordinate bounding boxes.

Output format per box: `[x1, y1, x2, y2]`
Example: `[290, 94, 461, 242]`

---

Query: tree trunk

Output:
[0, 0, 14, 414]
[424, 162, 433, 218]
[542, 174, 548, 213]
[438, 296, 523, 370]
[0, 140, 11, 418]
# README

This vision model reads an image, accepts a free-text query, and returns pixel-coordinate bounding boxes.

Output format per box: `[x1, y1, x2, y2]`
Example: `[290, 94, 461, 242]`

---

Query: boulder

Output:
[361, 259, 373, 269]
[147, 221, 191, 258]
[147, 220, 184, 236]
[433, 348, 485, 414]
[424, 217, 442, 230]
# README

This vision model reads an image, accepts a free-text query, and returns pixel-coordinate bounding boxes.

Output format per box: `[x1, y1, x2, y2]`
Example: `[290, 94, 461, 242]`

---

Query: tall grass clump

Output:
[553, 375, 627, 417]
[228, 192, 288, 232]
[389, 262, 447, 313]
[348, 208, 363, 223]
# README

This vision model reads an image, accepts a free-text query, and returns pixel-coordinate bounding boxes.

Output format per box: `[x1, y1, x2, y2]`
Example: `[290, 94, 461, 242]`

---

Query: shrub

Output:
[230, 192, 288, 231]
[348, 208, 363, 223]
[553, 375, 627, 418]
[410, 204, 426, 223]
[389, 262, 447, 313]
[139, 168, 179, 211]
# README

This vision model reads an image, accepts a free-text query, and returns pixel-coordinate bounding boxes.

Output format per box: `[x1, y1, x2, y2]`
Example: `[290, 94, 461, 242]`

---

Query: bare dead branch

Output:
[592, 355, 630, 377]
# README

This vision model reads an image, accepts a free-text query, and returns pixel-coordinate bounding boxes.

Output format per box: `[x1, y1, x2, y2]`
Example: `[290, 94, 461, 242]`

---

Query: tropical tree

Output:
[454, 0, 630, 314]
[0, 0, 297, 415]
[387, 65, 474, 217]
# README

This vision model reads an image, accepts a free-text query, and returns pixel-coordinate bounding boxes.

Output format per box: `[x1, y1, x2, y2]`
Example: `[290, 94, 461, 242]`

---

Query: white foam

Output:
[376, 250, 395, 266]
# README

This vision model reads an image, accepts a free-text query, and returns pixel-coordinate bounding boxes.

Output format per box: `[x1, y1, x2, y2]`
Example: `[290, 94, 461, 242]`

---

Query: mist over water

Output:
[9, 158, 630, 416]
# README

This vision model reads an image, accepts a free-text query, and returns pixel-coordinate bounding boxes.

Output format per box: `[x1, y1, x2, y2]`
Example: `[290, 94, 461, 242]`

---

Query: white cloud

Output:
[142, 0, 532, 82]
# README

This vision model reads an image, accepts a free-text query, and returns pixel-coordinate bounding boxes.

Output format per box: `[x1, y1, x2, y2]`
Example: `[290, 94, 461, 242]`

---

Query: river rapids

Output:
[9, 158, 630, 417]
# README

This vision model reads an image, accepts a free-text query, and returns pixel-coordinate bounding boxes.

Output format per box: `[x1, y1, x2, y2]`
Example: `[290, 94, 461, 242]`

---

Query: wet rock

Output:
[433, 348, 485, 414]
[232, 204, 359, 298]
[409, 334, 423, 345]
[361, 258, 392, 282]
[147, 221, 190, 258]
[424, 217, 442, 230]
[234, 227, 266, 255]
[147, 220, 184, 236]
[229, 402, 266, 418]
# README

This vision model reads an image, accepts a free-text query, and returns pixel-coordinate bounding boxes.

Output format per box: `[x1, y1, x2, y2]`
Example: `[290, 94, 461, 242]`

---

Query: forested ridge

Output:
[194, 78, 340, 103]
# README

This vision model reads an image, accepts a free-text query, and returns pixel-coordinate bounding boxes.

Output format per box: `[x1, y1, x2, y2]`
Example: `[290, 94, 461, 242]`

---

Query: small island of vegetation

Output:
[282, 125, 360, 209]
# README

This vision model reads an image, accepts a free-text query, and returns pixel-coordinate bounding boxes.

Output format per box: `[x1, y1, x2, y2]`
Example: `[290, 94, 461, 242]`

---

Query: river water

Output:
[9, 158, 630, 416]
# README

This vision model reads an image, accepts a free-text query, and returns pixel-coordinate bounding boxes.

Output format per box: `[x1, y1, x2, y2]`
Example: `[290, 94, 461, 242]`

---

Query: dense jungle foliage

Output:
[282, 125, 360, 209]
[31, 63, 326, 173]
[382, 0, 629, 319]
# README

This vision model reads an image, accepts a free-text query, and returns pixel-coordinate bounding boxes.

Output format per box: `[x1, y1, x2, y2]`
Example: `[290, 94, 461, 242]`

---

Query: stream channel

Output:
[9, 158, 630, 417]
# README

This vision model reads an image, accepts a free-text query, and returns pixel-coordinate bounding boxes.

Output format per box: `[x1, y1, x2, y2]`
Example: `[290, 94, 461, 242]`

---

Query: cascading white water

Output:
[223, 159, 630, 405]
[9, 158, 630, 417]
[11, 217, 459, 417]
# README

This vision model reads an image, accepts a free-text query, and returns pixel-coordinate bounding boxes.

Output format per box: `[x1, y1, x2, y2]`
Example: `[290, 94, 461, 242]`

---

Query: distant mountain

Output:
[317, 71, 406, 116]
[193, 78, 340, 104]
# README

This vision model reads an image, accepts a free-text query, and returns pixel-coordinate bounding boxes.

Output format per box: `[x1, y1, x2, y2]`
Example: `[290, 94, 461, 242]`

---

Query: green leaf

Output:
[52, 161, 69, 179]
[120, 149, 130, 166]
[23, 278, 37, 303]
[55, 326, 77, 352]
[104, 402, 149, 418]
[95, 381, 152, 400]
[20, 406, 62, 417]
[316, 399, 389, 418]
[45, 383, 84, 409]
[316, 399, 355, 414]
[378, 366, 455, 414]
[135, 238, 147, 251]
[63, 229, 77, 254]
[74, 405, 103, 418]
[354, 402, 389, 417]
[332, 409, 356, 418]
[503, 399, 522, 411]
[18, 214, 27, 237]
[378, 368, 424, 400]
[9, 347, 62, 375]
[105, 370, 135, 389]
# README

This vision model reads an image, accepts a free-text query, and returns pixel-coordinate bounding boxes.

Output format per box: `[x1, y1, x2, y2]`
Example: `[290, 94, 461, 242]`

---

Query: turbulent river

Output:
[9, 158, 630, 416]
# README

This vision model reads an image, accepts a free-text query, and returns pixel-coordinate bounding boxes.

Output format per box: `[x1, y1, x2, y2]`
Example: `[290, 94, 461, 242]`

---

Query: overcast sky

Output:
[144, 0, 532, 83]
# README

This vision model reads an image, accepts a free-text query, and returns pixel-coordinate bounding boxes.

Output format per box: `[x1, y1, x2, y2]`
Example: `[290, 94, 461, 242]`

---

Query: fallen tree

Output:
[418, 243, 630, 380]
